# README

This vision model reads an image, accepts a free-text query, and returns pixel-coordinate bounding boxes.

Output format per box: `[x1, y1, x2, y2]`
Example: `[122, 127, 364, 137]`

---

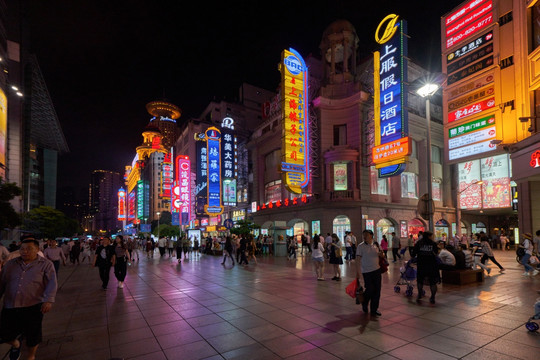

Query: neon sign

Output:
[445, 0, 493, 49]
[128, 191, 135, 221]
[448, 97, 495, 123]
[137, 180, 144, 219]
[205, 127, 224, 215]
[373, 14, 409, 177]
[256, 194, 310, 211]
[221, 118, 237, 180]
[176, 155, 191, 225]
[161, 153, 173, 198]
[117, 188, 126, 221]
[280, 48, 310, 194]
[531, 150, 540, 169]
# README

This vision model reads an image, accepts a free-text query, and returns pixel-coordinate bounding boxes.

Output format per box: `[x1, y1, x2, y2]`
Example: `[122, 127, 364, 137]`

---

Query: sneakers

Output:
[118, 281, 124, 289]
[523, 271, 530, 276]
[533, 270, 539, 276]
[429, 297, 436, 304]
[486, 268, 492, 275]
[9, 346, 21, 360]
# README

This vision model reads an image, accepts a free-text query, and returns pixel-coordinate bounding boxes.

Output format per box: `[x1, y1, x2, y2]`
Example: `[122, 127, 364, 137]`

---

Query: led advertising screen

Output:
[137, 180, 144, 219]
[205, 127, 224, 215]
[481, 154, 511, 209]
[280, 48, 310, 194]
[117, 188, 126, 221]
[458, 160, 482, 209]
[223, 179, 237, 207]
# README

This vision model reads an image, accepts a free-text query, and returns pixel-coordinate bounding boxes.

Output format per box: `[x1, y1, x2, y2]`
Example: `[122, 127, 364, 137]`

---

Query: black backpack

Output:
[516, 246, 526, 257]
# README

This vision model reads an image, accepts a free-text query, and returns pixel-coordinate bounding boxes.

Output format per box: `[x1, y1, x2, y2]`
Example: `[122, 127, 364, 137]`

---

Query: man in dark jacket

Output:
[93, 237, 116, 290]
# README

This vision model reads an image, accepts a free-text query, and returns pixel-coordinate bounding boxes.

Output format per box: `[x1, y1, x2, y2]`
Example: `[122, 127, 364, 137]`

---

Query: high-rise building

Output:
[146, 101, 181, 150]
[89, 170, 122, 233]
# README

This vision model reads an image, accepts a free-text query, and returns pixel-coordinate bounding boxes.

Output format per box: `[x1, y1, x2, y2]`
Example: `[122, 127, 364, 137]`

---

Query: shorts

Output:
[0, 304, 44, 347]
[312, 257, 324, 263]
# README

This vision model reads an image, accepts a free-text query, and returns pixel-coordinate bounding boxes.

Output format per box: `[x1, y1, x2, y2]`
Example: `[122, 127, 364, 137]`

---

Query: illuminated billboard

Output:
[118, 188, 126, 221]
[128, 191, 135, 221]
[447, 114, 497, 161]
[137, 180, 144, 219]
[0, 89, 6, 178]
[221, 117, 237, 180]
[448, 97, 495, 123]
[161, 153, 173, 198]
[280, 48, 310, 194]
[205, 127, 224, 215]
[195, 136, 207, 216]
[445, 0, 493, 49]
[176, 155, 191, 225]
[223, 179, 237, 206]
[373, 14, 409, 177]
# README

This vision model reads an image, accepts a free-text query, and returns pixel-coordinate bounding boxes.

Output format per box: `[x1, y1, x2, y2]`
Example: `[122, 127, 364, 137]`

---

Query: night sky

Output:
[24, 0, 464, 196]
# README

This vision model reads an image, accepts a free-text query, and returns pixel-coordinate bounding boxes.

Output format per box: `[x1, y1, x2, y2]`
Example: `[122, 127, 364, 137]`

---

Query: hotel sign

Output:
[280, 48, 310, 194]
[373, 14, 409, 177]
[446, 30, 493, 64]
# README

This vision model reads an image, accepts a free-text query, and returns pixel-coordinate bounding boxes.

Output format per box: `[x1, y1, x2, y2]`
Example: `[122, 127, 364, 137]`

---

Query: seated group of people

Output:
[437, 241, 472, 270]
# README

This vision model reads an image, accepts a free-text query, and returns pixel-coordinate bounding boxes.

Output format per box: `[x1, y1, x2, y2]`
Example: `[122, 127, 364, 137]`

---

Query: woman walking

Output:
[247, 236, 258, 265]
[113, 235, 129, 289]
[312, 234, 325, 280]
[480, 235, 504, 272]
[221, 236, 235, 265]
[412, 231, 440, 304]
[471, 234, 491, 275]
[329, 234, 343, 281]
[380, 235, 389, 259]
[176, 236, 184, 263]
[43, 239, 66, 278]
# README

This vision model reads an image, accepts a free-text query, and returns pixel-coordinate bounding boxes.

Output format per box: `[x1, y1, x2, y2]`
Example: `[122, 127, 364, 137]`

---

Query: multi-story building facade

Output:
[250, 20, 451, 244]
[89, 169, 122, 233]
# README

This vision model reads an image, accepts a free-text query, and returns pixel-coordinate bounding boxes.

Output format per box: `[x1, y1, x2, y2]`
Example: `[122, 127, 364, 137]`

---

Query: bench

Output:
[441, 268, 484, 285]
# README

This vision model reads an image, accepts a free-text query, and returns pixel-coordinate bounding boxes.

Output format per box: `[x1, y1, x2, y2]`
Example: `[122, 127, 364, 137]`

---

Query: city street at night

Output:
[1, 250, 537, 360]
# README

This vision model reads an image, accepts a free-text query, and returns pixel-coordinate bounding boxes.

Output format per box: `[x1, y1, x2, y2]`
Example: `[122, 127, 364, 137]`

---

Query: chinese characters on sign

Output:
[176, 155, 191, 225]
[161, 153, 173, 198]
[445, 0, 493, 49]
[117, 188, 126, 221]
[205, 127, 224, 215]
[256, 194, 310, 211]
[280, 48, 310, 194]
[372, 14, 409, 177]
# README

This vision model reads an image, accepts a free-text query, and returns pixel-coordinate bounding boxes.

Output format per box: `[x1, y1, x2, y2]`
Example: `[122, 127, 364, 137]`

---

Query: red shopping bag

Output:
[345, 279, 358, 298]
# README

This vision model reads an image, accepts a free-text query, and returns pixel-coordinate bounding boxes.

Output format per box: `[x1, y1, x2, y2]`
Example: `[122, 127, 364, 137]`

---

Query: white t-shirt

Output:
[345, 235, 352, 248]
[356, 242, 380, 273]
[312, 243, 324, 259]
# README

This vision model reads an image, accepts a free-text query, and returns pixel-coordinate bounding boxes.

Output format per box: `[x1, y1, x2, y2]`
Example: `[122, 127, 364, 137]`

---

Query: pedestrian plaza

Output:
[2, 249, 539, 360]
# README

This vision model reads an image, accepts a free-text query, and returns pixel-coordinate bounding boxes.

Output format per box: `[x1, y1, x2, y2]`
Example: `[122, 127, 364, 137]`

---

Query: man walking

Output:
[93, 237, 116, 290]
[355, 230, 383, 317]
[0, 238, 57, 360]
[391, 232, 402, 262]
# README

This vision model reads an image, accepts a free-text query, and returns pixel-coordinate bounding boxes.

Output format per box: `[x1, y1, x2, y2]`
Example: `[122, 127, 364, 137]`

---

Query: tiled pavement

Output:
[2, 249, 539, 359]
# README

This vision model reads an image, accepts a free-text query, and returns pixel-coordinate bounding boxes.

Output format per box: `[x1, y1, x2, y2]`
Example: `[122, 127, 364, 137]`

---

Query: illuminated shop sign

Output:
[280, 48, 310, 194]
[137, 180, 144, 219]
[223, 179, 237, 206]
[447, 56, 494, 85]
[448, 97, 495, 123]
[176, 155, 191, 225]
[449, 139, 496, 161]
[118, 188, 126, 221]
[373, 14, 409, 177]
[0, 89, 6, 178]
[449, 114, 495, 139]
[448, 72, 494, 100]
[221, 117, 237, 179]
[531, 150, 540, 168]
[128, 191, 135, 221]
[481, 154, 511, 209]
[205, 127, 224, 215]
[446, 30, 493, 64]
[161, 153, 173, 198]
[333, 163, 348, 191]
[448, 125, 496, 150]
[445, 0, 493, 49]
[256, 194, 310, 211]
[447, 43, 493, 74]
[448, 85, 494, 111]
[195, 135, 207, 216]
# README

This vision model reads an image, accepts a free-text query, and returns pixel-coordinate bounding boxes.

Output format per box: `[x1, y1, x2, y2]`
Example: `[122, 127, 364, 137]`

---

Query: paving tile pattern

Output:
[1, 250, 539, 359]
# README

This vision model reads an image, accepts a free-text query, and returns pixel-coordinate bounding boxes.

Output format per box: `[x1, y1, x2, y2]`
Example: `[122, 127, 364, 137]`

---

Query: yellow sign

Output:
[375, 14, 399, 44]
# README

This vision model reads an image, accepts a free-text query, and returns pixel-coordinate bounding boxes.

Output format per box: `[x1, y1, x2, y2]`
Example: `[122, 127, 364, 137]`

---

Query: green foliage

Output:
[0, 178, 22, 229]
[23, 206, 82, 239]
[230, 219, 260, 236]
[153, 224, 181, 238]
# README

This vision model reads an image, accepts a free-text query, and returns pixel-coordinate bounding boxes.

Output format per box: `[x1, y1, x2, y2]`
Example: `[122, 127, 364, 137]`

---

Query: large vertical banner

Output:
[0, 89, 6, 178]
[221, 117, 237, 206]
[128, 191, 135, 222]
[137, 180, 144, 219]
[280, 48, 310, 194]
[195, 136, 207, 216]
[176, 155, 191, 225]
[117, 188, 126, 221]
[205, 127, 224, 215]
[161, 153, 173, 199]
[372, 14, 410, 178]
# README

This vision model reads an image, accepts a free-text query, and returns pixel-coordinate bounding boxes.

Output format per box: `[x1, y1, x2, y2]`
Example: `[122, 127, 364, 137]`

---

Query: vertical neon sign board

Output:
[280, 48, 310, 194]
[137, 180, 144, 219]
[118, 188, 126, 221]
[373, 14, 409, 178]
[205, 127, 224, 215]
[128, 191, 135, 221]
[176, 155, 191, 225]
[161, 153, 173, 198]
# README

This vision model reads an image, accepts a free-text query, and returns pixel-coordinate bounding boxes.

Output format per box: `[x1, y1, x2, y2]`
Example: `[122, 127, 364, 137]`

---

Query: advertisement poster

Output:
[400, 220, 408, 238]
[366, 220, 375, 233]
[334, 163, 347, 191]
[458, 160, 482, 209]
[312, 220, 320, 235]
[481, 154, 511, 208]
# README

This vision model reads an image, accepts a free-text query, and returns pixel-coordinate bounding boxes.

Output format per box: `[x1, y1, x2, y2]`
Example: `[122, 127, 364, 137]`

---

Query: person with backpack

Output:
[519, 233, 538, 276]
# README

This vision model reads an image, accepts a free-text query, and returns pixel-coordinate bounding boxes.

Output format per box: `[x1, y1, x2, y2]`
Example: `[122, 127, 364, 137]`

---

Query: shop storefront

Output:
[435, 219, 449, 241]
[408, 218, 425, 239]
[376, 218, 395, 242]
[333, 216, 351, 242]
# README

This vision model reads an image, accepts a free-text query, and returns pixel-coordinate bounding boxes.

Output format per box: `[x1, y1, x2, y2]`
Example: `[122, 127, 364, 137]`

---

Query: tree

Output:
[153, 224, 181, 238]
[230, 219, 260, 236]
[0, 178, 22, 230]
[22, 206, 82, 239]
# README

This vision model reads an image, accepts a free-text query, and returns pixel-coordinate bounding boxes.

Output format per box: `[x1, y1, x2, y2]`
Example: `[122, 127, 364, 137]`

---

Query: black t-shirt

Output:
[413, 239, 438, 263]
[95, 245, 115, 265]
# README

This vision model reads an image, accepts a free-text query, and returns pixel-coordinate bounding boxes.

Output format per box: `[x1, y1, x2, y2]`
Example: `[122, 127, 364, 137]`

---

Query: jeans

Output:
[362, 269, 382, 313]
[114, 257, 127, 282]
[345, 247, 353, 260]
[98, 264, 111, 288]
[52, 260, 60, 278]
[522, 253, 534, 272]
[392, 248, 401, 261]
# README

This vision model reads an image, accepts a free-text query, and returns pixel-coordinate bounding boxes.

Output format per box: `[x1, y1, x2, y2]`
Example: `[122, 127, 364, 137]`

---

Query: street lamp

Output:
[157, 212, 161, 239]
[456, 180, 483, 239]
[416, 81, 441, 233]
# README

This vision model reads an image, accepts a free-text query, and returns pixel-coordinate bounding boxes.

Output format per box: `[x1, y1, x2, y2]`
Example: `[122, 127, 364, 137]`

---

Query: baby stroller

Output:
[394, 259, 420, 297]
[525, 299, 540, 332]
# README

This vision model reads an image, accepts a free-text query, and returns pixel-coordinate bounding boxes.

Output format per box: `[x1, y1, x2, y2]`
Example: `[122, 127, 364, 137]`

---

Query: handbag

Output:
[335, 246, 343, 257]
[379, 256, 389, 273]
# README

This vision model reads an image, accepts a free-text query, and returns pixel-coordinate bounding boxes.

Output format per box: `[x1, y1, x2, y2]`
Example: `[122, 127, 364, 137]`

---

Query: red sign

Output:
[448, 97, 495, 123]
[176, 155, 191, 222]
[257, 194, 310, 211]
[117, 189, 126, 221]
[445, 0, 493, 49]
[531, 150, 540, 168]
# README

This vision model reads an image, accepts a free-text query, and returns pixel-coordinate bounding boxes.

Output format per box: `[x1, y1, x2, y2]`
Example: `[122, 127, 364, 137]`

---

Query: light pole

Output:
[416, 82, 440, 233]
[157, 212, 161, 239]
[456, 180, 483, 238]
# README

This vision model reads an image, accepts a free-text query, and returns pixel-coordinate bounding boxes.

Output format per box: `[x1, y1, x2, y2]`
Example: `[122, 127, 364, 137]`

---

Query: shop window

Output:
[333, 163, 348, 191]
[370, 166, 388, 195]
[265, 180, 281, 203]
[401, 172, 418, 199]
[432, 179, 442, 201]
[431, 145, 441, 164]
[333, 124, 347, 146]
